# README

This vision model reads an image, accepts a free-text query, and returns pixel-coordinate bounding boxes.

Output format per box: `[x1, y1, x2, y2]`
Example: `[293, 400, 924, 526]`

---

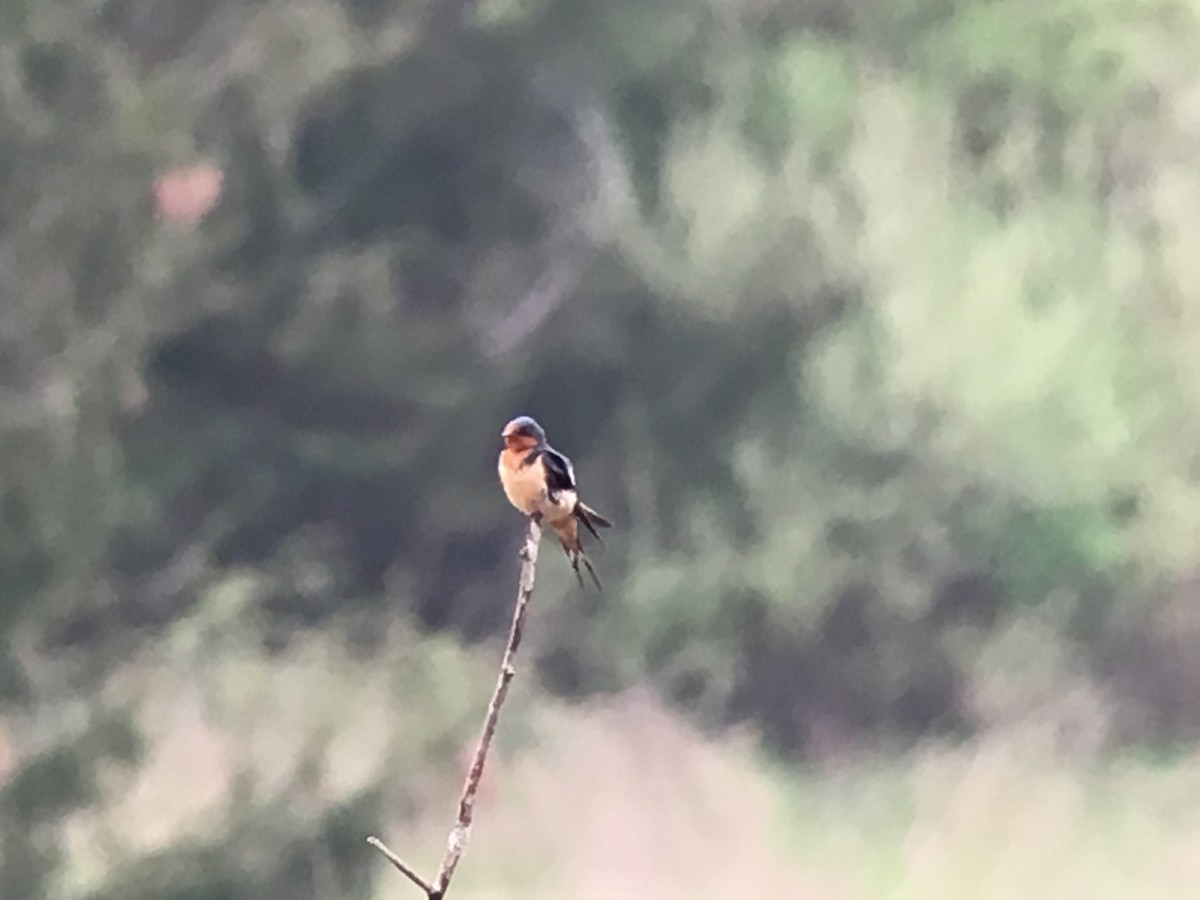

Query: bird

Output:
[498, 415, 612, 588]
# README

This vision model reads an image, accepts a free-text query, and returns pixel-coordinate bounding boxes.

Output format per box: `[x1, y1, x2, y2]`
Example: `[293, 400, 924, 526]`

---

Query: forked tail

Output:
[561, 538, 602, 590]
[558, 501, 612, 589]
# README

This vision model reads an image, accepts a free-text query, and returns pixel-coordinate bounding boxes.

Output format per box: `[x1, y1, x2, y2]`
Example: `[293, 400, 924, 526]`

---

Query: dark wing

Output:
[539, 446, 576, 496]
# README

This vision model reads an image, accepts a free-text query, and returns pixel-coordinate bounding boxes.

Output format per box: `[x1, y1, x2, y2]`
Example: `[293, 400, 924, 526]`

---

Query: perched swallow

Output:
[498, 416, 612, 588]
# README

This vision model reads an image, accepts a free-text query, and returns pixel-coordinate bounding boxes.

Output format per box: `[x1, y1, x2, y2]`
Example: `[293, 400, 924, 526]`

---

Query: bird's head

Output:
[501, 415, 546, 450]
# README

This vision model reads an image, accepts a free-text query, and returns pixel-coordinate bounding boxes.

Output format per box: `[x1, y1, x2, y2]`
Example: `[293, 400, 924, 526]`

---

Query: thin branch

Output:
[369, 518, 543, 899]
[366, 836, 437, 895]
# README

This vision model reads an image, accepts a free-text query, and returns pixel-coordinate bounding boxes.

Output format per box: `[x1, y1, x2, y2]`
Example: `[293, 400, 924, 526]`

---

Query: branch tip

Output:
[367, 836, 436, 895]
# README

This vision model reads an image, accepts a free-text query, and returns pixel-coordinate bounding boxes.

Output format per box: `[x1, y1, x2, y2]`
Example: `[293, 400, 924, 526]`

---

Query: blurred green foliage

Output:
[3, 0, 1200, 895]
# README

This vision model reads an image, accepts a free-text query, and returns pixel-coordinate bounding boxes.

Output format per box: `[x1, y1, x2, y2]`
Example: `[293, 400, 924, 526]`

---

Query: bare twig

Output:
[366, 836, 437, 895]
[369, 518, 543, 899]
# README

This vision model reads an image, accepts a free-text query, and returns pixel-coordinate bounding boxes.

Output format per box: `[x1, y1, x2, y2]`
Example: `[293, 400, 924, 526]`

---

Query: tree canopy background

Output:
[3, 1, 1200, 897]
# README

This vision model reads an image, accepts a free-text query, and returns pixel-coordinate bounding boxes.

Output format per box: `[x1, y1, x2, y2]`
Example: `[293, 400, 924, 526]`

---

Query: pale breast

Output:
[498, 453, 546, 515]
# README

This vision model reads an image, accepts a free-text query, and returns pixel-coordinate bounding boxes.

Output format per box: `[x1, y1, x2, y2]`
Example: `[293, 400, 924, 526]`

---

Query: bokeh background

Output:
[4, 0, 1200, 897]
